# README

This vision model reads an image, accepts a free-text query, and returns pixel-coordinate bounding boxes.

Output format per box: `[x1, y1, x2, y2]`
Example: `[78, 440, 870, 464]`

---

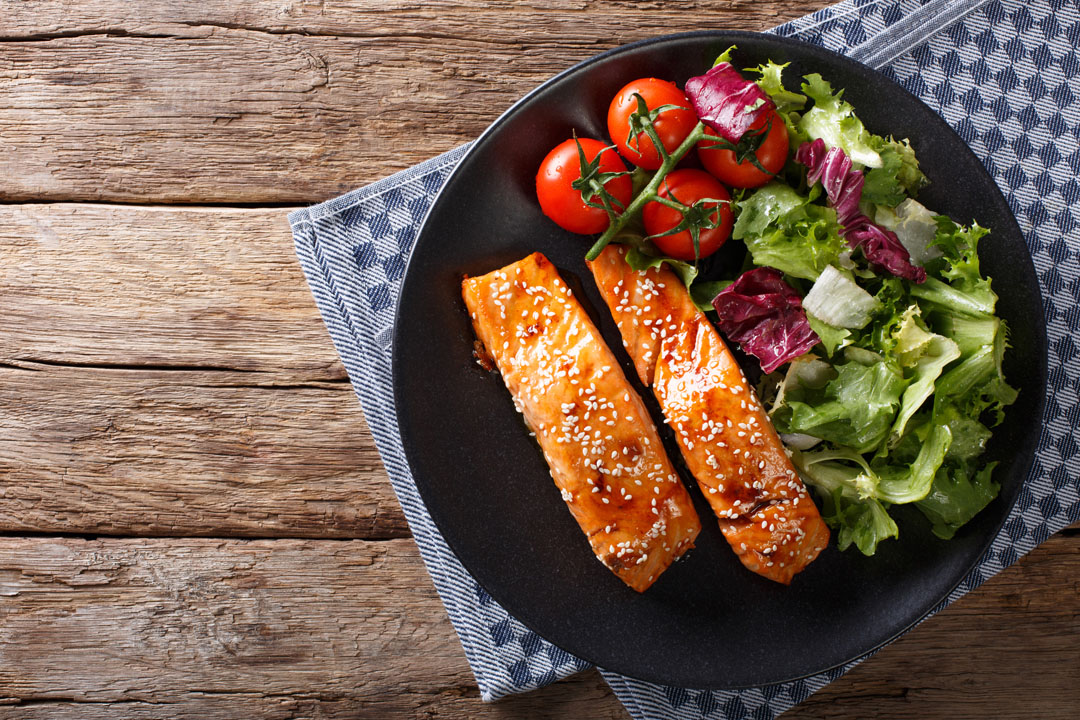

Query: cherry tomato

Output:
[697, 111, 789, 189]
[607, 78, 698, 170]
[536, 138, 633, 235]
[642, 169, 733, 261]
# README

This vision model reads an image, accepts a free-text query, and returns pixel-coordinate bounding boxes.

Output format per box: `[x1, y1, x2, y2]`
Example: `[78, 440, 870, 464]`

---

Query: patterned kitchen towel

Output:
[288, 0, 1080, 717]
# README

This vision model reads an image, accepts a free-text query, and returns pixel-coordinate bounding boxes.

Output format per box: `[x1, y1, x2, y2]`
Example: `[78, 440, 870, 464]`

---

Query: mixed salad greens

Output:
[534, 48, 1016, 555]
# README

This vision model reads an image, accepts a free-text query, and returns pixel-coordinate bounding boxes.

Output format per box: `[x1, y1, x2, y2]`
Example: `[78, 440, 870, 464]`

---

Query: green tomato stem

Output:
[652, 196, 688, 212]
[584, 121, 707, 262]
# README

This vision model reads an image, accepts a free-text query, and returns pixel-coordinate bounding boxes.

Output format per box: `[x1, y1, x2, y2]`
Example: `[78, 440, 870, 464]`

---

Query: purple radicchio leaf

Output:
[685, 63, 775, 143]
[796, 139, 862, 224]
[711, 267, 820, 374]
[845, 215, 926, 283]
[795, 139, 926, 283]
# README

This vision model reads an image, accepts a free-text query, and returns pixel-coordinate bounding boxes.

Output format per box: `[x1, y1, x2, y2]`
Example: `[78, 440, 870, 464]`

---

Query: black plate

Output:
[392, 32, 1046, 688]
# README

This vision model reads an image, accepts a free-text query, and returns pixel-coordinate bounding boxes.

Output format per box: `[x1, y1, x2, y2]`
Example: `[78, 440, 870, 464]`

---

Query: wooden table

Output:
[2, 2, 1077, 717]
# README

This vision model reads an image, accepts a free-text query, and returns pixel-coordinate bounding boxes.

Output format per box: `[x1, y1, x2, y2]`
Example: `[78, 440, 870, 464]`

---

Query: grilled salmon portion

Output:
[588, 245, 829, 584]
[462, 252, 701, 592]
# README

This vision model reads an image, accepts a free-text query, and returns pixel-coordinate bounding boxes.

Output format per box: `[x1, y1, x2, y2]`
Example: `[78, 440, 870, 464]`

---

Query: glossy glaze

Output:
[588, 245, 829, 584]
[462, 252, 701, 591]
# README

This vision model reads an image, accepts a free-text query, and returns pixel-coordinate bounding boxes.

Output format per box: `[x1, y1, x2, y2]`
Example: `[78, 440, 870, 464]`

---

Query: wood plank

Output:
[4, 4, 1075, 718]
[3, 0, 827, 40]
[0, 364, 405, 538]
[0, 532, 1075, 719]
[0, 676, 623, 720]
[0, 1, 830, 204]
[0, 536, 624, 719]
[788, 526, 1080, 720]
[0, 204, 410, 538]
[0, 205, 339, 377]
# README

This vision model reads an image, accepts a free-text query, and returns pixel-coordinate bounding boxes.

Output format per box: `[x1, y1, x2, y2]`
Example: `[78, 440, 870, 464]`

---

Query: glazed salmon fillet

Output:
[588, 245, 829, 584]
[462, 252, 701, 592]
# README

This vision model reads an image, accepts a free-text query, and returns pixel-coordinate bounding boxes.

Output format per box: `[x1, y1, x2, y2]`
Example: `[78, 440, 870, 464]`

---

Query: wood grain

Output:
[0, 363, 405, 538]
[0, 532, 1074, 719]
[0, 536, 623, 719]
[0, 204, 410, 538]
[0, 1, 830, 204]
[3, 0, 825, 39]
[2, 1, 1077, 718]
[788, 527, 1080, 720]
[0, 205, 338, 377]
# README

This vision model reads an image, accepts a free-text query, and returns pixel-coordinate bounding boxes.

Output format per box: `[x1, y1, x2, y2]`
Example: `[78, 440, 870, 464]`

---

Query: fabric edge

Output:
[291, 188, 571, 704]
[283, 0, 1079, 714]
[288, 144, 474, 230]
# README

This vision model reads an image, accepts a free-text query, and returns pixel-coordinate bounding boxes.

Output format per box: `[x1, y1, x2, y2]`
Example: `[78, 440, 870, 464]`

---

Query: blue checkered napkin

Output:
[290, 146, 589, 701]
[289, 0, 1080, 716]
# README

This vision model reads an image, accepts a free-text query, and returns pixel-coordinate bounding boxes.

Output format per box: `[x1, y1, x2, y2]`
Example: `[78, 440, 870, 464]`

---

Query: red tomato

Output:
[697, 111, 789, 188]
[607, 78, 698, 170]
[642, 169, 733, 261]
[536, 138, 633, 234]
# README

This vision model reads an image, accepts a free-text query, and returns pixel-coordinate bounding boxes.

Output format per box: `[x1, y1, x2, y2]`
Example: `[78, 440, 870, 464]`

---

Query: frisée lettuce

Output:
[727, 61, 1018, 555]
[733, 182, 845, 281]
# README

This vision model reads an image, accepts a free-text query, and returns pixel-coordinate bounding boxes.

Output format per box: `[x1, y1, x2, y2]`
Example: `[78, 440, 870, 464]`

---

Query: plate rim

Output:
[390, 29, 1048, 689]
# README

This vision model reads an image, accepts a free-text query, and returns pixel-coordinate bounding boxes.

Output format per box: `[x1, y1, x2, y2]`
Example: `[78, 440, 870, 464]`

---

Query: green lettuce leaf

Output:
[793, 446, 880, 499]
[913, 217, 998, 316]
[793, 419, 949, 507]
[889, 307, 962, 443]
[778, 358, 908, 453]
[911, 276, 997, 316]
[714, 45, 737, 65]
[798, 74, 882, 168]
[931, 216, 991, 288]
[733, 182, 845, 281]
[862, 137, 928, 207]
[689, 280, 731, 313]
[792, 422, 946, 554]
[851, 276, 909, 357]
[802, 265, 881, 328]
[792, 422, 943, 554]
[916, 463, 1000, 540]
[887, 137, 927, 196]
[823, 490, 899, 555]
[771, 354, 836, 413]
[930, 310, 1001, 359]
[934, 402, 992, 463]
[807, 470, 898, 561]
[733, 182, 807, 239]
[624, 244, 699, 289]
[876, 422, 952, 503]
[806, 311, 851, 357]
[892, 304, 935, 366]
[935, 324, 1017, 426]
[749, 60, 807, 115]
